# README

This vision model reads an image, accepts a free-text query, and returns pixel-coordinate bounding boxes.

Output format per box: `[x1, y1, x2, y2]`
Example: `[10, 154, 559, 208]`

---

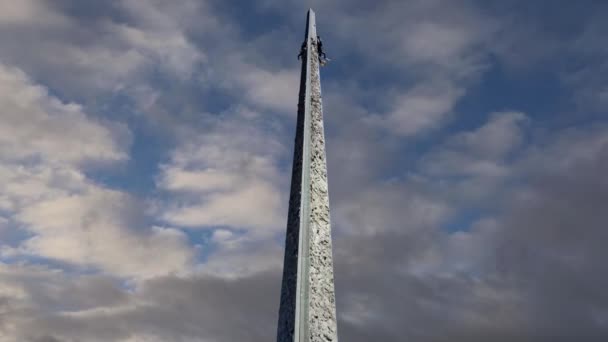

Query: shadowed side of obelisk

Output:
[276, 9, 312, 342]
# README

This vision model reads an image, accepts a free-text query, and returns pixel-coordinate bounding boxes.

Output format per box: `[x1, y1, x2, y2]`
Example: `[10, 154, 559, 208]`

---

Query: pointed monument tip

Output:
[307, 8, 316, 24]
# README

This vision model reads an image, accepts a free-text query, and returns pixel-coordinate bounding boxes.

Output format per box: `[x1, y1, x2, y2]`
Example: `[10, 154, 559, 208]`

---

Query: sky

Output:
[0, 0, 607, 341]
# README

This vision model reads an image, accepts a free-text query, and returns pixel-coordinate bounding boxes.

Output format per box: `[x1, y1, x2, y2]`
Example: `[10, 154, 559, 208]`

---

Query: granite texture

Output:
[306, 35, 338, 342]
[277, 9, 338, 342]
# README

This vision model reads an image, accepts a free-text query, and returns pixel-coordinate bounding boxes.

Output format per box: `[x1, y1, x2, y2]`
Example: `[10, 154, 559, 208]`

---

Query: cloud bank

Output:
[0, 0, 607, 341]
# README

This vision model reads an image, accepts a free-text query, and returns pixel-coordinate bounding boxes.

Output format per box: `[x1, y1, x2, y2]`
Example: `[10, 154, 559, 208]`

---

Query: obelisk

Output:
[277, 9, 338, 342]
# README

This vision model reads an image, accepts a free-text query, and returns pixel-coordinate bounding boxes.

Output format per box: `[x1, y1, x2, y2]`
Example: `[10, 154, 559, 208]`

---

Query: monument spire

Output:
[277, 9, 339, 342]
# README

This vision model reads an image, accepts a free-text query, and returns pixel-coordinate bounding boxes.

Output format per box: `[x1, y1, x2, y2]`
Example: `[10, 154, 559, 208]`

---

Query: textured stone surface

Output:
[277, 9, 338, 342]
[307, 32, 338, 342]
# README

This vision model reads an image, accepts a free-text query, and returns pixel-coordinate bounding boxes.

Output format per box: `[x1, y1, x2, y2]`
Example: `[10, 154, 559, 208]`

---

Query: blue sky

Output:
[0, 0, 607, 341]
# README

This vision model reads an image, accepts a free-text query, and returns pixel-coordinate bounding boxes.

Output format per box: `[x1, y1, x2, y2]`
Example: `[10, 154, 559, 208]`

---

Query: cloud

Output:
[157, 113, 287, 234]
[0, 263, 281, 342]
[200, 230, 284, 278]
[110, 0, 205, 79]
[330, 126, 608, 342]
[5, 118, 608, 342]
[0, 64, 193, 278]
[0, 64, 129, 165]
[421, 111, 528, 178]
[560, 13, 608, 112]
[0, 0, 67, 26]
[391, 111, 529, 208]
[333, 181, 451, 236]
[480, 127, 608, 339]
[237, 67, 299, 113]
[378, 80, 466, 136]
[0, 0, 205, 99]
[16, 183, 193, 278]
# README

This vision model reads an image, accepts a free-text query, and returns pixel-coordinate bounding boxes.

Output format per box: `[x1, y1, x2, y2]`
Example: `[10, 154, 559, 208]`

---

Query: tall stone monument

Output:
[277, 9, 338, 342]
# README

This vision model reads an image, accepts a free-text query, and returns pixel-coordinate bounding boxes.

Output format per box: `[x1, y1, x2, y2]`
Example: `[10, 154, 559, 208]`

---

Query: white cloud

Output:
[17, 186, 193, 278]
[0, 0, 67, 26]
[162, 181, 282, 230]
[400, 20, 485, 68]
[157, 115, 286, 233]
[452, 111, 528, 159]
[378, 80, 465, 136]
[107, 0, 205, 80]
[0, 64, 129, 165]
[0, 64, 193, 278]
[200, 231, 283, 278]
[238, 67, 299, 113]
[112, 23, 202, 79]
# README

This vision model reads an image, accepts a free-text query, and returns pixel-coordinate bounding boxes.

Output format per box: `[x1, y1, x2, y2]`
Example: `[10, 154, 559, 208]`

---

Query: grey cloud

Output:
[317, 117, 608, 342]
[0, 263, 281, 342]
[332, 181, 451, 236]
[486, 128, 608, 339]
[405, 111, 529, 208]
[420, 111, 527, 178]
[0, 0, 205, 102]
[323, 0, 496, 137]
[483, 1, 608, 114]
